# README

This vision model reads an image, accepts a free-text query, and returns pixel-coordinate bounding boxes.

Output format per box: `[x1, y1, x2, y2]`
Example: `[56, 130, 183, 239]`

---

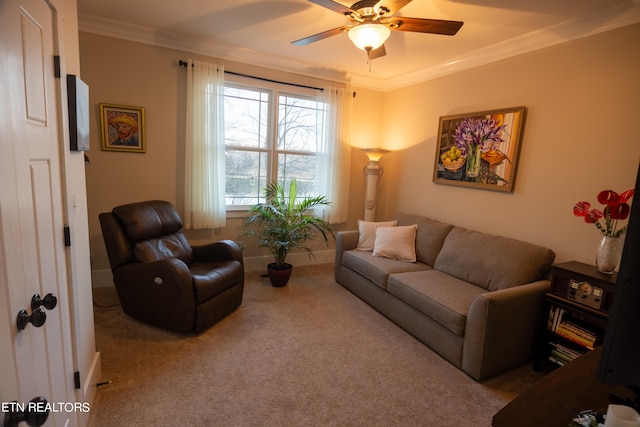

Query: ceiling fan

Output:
[292, 0, 464, 60]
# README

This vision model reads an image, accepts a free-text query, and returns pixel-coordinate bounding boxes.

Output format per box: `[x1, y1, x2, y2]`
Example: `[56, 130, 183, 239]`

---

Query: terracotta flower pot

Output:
[267, 263, 293, 287]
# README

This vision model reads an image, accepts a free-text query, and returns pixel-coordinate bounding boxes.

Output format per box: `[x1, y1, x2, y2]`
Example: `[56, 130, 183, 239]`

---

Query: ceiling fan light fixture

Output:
[348, 24, 391, 51]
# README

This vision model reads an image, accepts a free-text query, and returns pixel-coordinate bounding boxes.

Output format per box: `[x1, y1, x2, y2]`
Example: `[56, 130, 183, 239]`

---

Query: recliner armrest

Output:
[191, 239, 243, 264]
[114, 258, 198, 333]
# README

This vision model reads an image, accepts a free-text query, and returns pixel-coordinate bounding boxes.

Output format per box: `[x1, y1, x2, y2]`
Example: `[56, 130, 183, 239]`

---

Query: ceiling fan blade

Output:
[368, 44, 386, 59]
[292, 26, 352, 46]
[388, 17, 463, 35]
[375, 0, 412, 16]
[307, 0, 355, 15]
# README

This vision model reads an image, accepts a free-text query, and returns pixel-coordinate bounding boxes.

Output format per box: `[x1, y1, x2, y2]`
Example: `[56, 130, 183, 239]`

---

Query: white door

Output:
[0, 0, 77, 425]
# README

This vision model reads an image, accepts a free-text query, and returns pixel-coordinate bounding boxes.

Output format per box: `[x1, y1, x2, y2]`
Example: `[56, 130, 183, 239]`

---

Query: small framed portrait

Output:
[99, 103, 146, 153]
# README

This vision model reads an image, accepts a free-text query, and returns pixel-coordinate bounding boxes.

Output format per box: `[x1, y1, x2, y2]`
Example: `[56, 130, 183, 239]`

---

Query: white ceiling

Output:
[77, 0, 640, 90]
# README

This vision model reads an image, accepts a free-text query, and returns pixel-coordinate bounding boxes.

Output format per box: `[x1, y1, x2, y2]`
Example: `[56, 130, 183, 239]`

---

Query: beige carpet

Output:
[88, 263, 542, 426]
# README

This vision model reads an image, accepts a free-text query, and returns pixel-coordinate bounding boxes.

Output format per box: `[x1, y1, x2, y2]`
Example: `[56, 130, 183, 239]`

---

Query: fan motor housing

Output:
[350, 0, 381, 18]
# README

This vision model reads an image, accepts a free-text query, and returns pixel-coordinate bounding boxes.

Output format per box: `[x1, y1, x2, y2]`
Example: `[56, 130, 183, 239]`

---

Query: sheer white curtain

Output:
[316, 86, 352, 224]
[184, 59, 226, 229]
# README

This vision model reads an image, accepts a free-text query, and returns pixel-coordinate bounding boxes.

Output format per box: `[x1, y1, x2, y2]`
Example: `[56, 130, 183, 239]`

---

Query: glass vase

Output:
[465, 143, 481, 178]
[595, 235, 622, 275]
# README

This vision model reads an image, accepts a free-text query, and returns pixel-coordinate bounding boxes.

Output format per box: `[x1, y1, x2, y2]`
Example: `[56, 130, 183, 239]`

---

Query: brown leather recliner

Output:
[98, 200, 244, 333]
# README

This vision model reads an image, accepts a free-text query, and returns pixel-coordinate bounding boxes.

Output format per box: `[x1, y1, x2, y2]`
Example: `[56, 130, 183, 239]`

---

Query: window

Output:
[223, 82, 326, 208]
[185, 59, 350, 227]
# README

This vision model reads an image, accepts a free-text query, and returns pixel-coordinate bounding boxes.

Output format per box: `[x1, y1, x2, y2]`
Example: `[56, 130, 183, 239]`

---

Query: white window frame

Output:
[223, 75, 325, 214]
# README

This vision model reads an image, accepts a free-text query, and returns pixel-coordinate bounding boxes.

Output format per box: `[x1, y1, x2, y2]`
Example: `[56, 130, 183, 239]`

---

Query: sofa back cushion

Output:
[434, 227, 556, 291]
[393, 213, 454, 266]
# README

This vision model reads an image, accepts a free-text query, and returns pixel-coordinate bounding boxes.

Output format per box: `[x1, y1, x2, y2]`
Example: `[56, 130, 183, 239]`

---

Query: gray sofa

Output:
[334, 213, 556, 380]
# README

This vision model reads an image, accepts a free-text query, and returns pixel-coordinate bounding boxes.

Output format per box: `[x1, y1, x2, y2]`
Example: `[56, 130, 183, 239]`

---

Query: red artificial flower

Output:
[619, 189, 635, 203]
[597, 190, 619, 206]
[573, 188, 634, 238]
[573, 201, 591, 217]
[610, 203, 630, 220]
[585, 209, 603, 224]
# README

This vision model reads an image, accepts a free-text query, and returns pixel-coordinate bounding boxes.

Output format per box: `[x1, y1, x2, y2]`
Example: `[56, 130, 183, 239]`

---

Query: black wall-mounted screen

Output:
[597, 162, 640, 386]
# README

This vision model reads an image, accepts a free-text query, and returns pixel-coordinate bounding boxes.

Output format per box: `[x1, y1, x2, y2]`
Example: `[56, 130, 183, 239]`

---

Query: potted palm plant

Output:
[243, 179, 333, 287]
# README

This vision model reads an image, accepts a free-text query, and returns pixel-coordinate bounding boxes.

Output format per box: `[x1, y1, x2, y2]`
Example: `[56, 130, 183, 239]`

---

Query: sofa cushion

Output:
[342, 250, 431, 289]
[356, 219, 398, 250]
[373, 224, 418, 262]
[434, 227, 556, 291]
[393, 213, 454, 266]
[387, 270, 486, 336]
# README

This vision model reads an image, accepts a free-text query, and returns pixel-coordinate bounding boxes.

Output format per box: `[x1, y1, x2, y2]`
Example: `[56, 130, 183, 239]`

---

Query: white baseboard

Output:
[243, 249, 335, 273]
[91, 250, 336, 287]
[76, 351, 101, 425]
[91, 269, 114, 288]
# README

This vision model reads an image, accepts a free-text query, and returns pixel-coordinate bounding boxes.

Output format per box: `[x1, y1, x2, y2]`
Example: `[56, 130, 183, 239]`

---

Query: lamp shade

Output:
[362, 148, 390, 162]
[348, 24, 391, 51]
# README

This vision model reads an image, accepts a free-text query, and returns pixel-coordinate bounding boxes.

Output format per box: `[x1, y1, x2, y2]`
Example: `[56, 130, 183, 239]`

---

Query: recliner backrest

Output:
[109, 200, 194, 266]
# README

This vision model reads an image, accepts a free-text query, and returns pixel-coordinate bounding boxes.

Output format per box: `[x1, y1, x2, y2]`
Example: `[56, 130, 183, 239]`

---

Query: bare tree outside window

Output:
[224, 84, 326, 208]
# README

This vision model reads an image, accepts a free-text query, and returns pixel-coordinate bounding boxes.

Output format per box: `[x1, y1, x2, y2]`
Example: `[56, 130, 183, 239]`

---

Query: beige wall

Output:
[81, 23, 640, 277]
[378, 23, 640, 265]
[80, 33, 372, 274]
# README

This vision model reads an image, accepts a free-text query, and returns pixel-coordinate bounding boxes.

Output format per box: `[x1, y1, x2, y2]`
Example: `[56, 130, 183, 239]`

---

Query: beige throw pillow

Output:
[356, 219, 398, 251]
[372, 224, 418, 262]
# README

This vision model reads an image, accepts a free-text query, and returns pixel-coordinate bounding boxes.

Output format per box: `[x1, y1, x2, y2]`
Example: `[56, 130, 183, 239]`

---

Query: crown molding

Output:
[368, 1, 640, 91]
[77, 14, 352, 85]
[78, 1, 640, 92]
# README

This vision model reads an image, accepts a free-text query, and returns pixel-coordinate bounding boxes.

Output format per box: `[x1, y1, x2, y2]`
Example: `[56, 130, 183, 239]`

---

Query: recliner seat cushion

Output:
[191, 260, 244, 304]
[387, 270, 486, 336]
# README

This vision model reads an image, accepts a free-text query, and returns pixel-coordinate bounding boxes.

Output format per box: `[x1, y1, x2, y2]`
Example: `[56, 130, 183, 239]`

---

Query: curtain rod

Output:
[178, 60, 323, 91]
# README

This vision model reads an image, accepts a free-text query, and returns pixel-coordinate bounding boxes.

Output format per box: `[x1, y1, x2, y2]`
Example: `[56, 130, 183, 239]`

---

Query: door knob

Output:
[31, 293, 57, 311]
[3, 396, 49, 427]
[16, 308, 46, 331]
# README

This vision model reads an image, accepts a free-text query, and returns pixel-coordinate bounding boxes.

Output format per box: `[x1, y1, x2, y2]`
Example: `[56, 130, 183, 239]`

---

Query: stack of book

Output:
[547, 306, 600, 351]
[548, 341, 582, 366]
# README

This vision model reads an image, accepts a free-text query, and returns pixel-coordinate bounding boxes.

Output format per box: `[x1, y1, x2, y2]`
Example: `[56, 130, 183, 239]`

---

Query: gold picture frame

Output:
[433, 106, 526, 192]
[99, 103, 146, 153]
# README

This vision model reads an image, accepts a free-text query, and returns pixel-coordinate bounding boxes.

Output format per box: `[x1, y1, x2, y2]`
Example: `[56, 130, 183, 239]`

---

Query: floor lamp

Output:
[362, 148, 389, 221]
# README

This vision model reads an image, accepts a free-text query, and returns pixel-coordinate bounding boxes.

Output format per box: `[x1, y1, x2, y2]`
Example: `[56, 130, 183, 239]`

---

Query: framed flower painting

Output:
[433, 106, 526, 192]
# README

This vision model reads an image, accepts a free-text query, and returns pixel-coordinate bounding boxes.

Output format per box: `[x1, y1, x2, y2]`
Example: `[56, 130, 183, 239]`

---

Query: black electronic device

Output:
[597, 162, 640, 387]
[567, 279, 604, 310]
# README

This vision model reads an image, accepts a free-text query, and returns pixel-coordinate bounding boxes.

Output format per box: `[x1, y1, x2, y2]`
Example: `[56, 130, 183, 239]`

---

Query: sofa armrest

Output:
[114, 258, 197, 332]
[463, 280, 550, 380]
[335, 230, 359, 280]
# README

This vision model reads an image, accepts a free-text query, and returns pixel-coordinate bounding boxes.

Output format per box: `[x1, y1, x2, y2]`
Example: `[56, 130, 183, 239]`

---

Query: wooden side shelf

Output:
[534, 261, 617, 372]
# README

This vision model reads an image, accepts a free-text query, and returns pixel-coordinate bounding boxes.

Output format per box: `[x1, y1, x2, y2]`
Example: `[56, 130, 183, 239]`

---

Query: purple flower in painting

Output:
[453, 116, 507, 155]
